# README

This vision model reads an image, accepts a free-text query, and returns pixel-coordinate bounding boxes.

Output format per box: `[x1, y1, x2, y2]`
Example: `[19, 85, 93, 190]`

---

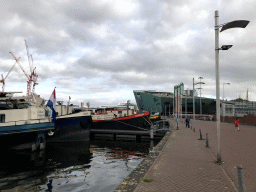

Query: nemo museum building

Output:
[133, 90, 216, 116]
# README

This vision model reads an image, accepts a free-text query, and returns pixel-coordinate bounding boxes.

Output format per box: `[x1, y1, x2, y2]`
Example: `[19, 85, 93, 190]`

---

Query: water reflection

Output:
[0, 138, 160, 192]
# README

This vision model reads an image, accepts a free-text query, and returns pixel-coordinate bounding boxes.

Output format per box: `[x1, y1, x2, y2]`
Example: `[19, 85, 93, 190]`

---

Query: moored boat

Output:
[150, 112, 161, 122]
[46, 110, 92, 142]
[92, 109, 152, 131]
[0, 92, 55, 151]
[45, 90, 93, 142]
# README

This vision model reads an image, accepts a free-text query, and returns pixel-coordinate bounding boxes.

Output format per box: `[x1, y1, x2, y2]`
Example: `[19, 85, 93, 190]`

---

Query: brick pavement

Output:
[133, 119, 237, 192]
[190, 119, 256, 192]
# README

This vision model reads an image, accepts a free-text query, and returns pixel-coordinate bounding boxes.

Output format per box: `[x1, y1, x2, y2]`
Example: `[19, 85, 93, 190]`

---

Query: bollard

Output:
[193, 128, 195, 132]
[150, 140, 154, 151]
[191, 126, 192, 130]
[113, 133, 117, 141]
[206, 133, 209, 147]
[237, 165, 246, 192]
[150, 127, 154, 139]
[199, 129, 202, 140]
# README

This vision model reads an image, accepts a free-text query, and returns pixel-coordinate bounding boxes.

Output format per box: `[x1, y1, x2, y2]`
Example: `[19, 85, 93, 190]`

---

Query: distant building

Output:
[100, 102, 138, 111]
[133, 90, 215, 115]
[133, 90, 256, 117]
[221, 100, 256, 117]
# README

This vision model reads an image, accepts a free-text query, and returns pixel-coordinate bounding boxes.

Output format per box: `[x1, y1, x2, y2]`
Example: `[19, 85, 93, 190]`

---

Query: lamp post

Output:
[185, 89, 187, 118]
[67, 96, 71, 114]
[195, 77, 205, 116]
[222, 83, 230, 122]
[215, 10, 249, 163]
[223, 83, 230, 101]
[193, 78, 195, 120]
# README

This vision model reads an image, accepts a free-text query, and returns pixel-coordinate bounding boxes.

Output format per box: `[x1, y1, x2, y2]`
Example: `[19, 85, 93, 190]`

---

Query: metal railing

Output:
[0, 118, 52, 127]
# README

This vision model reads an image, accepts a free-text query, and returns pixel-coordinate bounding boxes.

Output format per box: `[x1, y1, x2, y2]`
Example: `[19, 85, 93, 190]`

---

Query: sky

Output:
[0, 0, 255, 108]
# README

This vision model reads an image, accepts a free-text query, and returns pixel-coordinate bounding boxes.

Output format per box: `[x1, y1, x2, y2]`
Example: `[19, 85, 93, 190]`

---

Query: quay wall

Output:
[114, 118, 174, 192]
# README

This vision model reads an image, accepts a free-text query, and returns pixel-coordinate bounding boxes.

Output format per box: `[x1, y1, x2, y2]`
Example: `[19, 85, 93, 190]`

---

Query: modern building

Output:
[133, 90, 215, 116]
[134, 90, 256, 117]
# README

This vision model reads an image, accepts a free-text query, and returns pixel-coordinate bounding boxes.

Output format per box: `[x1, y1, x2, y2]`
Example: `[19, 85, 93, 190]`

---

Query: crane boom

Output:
[9, 52, 30, 80]
[5, 57, 21, 80]
[24, 39, 33, 73]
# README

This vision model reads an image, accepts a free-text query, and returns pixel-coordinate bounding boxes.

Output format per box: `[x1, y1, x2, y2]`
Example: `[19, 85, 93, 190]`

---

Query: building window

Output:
[0, 114, 5, 123]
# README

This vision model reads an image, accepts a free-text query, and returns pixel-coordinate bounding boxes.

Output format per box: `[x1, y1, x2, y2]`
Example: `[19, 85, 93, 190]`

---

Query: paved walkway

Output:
[133, 118, 255, 192]
[190, 119, 256, 191]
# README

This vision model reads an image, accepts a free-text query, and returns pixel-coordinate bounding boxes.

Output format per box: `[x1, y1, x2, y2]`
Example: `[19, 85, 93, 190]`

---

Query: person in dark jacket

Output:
[185, 117, 190, 128]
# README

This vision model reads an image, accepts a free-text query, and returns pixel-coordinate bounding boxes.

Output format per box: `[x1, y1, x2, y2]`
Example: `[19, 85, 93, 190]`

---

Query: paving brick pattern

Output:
[134, 119, 237, 192]
[190, 120, 256, 192]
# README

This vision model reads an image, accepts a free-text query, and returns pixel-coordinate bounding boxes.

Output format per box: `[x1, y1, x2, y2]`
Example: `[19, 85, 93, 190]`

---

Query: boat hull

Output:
[0, 122, 54, 150]
[92, 112, 151, 131]
[47, 115, 92, 142]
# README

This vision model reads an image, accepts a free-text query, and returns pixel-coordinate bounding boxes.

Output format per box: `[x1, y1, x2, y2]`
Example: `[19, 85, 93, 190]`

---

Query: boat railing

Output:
[0, 118, 52, 127]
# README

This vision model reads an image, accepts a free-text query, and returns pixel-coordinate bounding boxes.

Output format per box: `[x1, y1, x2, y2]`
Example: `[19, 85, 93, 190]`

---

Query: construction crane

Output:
[30, 55, 38, 93]
[9, 52, 32, 100]
[24, 40, 38, 94]
[9, 40, 39, 101]
[0, 57, 21, 92]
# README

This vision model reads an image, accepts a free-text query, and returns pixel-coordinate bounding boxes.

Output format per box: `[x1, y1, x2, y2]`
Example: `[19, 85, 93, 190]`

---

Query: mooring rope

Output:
[115, 120, 151, 131]
[142, 116, 154, 126]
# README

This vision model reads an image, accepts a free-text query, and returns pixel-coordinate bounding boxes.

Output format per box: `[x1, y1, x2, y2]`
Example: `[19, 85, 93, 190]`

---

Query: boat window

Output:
[118, 111, 122, 114]
[0, 114, 5, 123]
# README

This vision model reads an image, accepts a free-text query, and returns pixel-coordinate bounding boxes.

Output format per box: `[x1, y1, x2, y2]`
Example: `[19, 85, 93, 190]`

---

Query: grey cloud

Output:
[0, 0, 255, 105]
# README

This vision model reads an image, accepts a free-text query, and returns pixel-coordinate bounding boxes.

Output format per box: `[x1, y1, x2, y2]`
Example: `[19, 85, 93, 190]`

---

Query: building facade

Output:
[133, 90, 216, 116]
[134, 90, 256, 117]
[221, 100, 256, 117]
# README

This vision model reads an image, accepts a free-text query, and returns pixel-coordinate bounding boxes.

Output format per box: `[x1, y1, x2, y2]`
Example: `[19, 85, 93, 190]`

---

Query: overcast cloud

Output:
[0, 0, 255, 107]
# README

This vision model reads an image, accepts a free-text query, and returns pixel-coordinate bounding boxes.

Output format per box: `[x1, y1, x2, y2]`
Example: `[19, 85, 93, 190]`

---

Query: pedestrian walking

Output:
[185, 117, 190, 128]
[176, 117, 179, 129]
[235, 117, 240, 131]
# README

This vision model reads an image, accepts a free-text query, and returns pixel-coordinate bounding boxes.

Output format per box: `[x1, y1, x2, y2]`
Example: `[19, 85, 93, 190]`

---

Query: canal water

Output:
[0, 137, 161, 192]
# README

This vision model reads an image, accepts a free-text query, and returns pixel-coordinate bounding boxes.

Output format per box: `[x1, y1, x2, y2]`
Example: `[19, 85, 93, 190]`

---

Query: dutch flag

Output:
[47, 88, 56, 123]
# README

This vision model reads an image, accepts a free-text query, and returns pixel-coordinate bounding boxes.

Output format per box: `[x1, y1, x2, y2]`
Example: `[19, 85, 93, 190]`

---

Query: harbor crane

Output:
[9, 52, 34, 101]
[24, 40, 38, 94]
[9, 40, 38, 101]
[0, 57, 21, 92]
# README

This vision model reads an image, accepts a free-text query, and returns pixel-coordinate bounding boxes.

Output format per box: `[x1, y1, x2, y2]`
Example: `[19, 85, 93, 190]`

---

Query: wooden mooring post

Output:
[150, 127, 154, 139]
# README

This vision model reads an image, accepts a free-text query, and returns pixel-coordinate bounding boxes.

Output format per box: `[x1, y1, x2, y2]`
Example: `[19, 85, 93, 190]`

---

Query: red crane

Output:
[9, 40, 39, 101]
[24, 40, 38, 95]
[9, 52, 32, 100]
[0, 57, 21, 92]
[30, 55, 38, 93]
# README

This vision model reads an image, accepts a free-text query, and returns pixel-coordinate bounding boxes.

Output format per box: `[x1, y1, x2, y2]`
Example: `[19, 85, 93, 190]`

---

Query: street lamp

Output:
[222, 83, 230, 122]
[195, 77, 205, 115]
[215, 10, 249, 163]
[193, 78, 196, 121]
[223, 83, 230, 101]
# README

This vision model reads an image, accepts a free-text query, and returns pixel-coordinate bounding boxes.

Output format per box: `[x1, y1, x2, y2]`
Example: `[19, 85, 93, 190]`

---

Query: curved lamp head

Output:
[220, 20, 250, 32]
[195, 82, 205, 85]
[220, 45, 233, 50]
